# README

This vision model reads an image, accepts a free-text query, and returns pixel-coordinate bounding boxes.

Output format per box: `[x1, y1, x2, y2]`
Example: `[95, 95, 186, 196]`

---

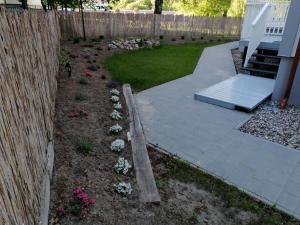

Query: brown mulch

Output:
[49, 40, 258, 225]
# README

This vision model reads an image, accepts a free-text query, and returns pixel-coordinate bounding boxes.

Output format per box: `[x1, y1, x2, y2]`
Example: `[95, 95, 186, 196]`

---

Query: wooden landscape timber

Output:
[0, 8, 60, 225]
[59, 12, 242, 40]
[123, 84, 161, 203]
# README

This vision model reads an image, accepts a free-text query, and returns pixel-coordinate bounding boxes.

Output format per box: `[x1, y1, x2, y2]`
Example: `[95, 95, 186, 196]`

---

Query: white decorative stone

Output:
[111, 110, 122, 120]
[109, 124, 123, 133]
[113, 182, 133, 195]
[114, 157, 131, 174]
[111, 139, 125, 152]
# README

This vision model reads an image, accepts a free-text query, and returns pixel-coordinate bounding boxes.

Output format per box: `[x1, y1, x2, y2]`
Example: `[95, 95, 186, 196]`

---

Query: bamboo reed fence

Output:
[0, 8, 60, 225]
[59, 12, 242, 40]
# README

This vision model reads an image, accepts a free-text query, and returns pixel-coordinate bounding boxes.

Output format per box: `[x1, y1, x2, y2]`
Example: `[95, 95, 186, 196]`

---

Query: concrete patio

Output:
[135, 42, 300, 219]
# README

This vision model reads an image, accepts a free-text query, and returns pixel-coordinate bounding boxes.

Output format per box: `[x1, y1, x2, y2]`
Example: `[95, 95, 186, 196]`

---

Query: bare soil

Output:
[49, 40, 262, 225]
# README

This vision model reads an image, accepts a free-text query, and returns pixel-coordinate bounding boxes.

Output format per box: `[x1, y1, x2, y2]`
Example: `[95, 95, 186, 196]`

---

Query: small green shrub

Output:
[73, 37, 81, 44]
[99, 35, 104, 40]
[78, 138, 93, 154]
[79, 77, 89, 85]
[159, 35, 164, 39]
[75, 92, 87, 101]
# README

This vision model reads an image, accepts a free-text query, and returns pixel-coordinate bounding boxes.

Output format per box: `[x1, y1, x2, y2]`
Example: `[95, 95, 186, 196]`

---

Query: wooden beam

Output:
[123, 84, 161, 203]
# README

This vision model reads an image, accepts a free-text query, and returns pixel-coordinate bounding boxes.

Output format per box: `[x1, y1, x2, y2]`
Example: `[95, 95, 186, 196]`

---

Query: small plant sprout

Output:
[110, 89, 120, 96]
[114, 157, 131, 174]
[78, 138, 93, 154]
[111, 95, 119, 103]
[111, 139, 125, 152]
[109, 124, 123, 134]
[111, 110, 122, 120]
[75, 92, 87, 101]
[113, 102, 122, 110]
[79, 77, 89, 85]
[113, 182, 133, 195]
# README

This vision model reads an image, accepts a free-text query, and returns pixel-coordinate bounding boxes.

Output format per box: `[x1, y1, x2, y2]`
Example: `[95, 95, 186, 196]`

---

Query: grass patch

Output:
[159, 154, 300, 225]
[103, 42, 221, 91]
[78, 138, 93, 155]
[75, 92, 87, 101]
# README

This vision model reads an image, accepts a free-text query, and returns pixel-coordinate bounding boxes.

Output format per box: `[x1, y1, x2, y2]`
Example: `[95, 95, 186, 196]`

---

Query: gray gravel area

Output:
[240, 101, 300, 150]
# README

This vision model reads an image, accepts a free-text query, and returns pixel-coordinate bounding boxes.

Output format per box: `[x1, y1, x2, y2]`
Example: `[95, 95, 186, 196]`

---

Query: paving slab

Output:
[135, 42, 300, 219]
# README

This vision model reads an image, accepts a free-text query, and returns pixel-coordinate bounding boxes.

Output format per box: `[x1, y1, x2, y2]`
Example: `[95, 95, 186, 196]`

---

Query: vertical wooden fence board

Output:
[0, 8, 60, 225]
[59, 12, 242, 40]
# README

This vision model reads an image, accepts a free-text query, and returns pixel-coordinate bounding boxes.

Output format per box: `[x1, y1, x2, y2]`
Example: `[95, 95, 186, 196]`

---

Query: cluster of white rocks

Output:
[108, 39, 160, 50]
[240, 101, 300, 150]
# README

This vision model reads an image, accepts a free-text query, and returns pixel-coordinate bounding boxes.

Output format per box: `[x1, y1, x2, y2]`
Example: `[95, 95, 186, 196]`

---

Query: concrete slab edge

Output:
[147, 143, 300, 221]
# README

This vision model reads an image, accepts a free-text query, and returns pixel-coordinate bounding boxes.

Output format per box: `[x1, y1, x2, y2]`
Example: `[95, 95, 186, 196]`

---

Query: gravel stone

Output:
[240, 101, 300, 150]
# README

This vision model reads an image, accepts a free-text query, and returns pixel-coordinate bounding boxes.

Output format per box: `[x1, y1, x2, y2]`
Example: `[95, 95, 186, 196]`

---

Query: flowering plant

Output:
[111, 139, 125, 152]
[56, 187, 95, 220]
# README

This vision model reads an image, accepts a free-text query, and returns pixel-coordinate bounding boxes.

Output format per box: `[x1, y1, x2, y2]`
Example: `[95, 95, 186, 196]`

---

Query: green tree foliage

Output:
[111, 0, 245, 17]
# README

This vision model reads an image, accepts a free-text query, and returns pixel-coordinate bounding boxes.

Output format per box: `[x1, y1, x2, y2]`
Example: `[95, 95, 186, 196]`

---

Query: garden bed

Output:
[49, 39, 300, 225]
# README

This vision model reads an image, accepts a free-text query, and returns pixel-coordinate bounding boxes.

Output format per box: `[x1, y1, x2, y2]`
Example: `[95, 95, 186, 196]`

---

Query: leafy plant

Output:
[114, 157, 131, 174]
[75, 92, 87, 101]
[73, 37, 81, 44]
[79, 77, 89, 85]
[78, 138, 93, 154]
[109, 124, 123, 134]
[111, 110, 122, 120]
[57, 187, 95, 220]
[113, 182, 133, 195]
[111, 139, 125, 152]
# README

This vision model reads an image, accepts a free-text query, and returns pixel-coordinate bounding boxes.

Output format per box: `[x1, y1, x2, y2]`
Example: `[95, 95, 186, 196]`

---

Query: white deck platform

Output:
[194, 74, 275, 110]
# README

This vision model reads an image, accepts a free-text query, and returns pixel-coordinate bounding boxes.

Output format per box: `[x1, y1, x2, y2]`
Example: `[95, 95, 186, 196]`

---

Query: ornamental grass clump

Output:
[113, 102, 122, 110]
[79, 77, 89, 85]
[56, 187, 95, 220]
[114, 157, 131, 175]
[111, 139, 125, 152]
[78, 138, 93, 155]
[110, 89, 120, 96]
[109, 124, 123, 134]
[111, 95, 119, 103]
[75, 92, 87, 101]
[111, 110, 122, 120]
[113, 182, 133, 195]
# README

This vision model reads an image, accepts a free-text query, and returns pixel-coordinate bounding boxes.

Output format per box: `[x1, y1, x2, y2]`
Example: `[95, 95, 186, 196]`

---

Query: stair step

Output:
[252, 53, 281, 60]
[248, 60, 280, 67]
[241, 67, 277, 76]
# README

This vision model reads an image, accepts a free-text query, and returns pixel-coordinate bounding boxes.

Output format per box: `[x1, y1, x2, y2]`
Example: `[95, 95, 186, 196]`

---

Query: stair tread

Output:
[241, 67, 277, 75]
[248, 60, 280, 67]
[252, 53, 281, 59]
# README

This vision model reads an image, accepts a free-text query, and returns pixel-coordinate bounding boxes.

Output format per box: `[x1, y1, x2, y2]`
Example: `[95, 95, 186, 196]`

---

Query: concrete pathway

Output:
[135, 42, 300, 219]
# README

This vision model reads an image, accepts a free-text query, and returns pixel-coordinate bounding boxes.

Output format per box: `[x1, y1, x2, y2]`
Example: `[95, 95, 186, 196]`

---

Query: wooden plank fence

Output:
[59, 12, 242, 40]
[0, 8, 60, 225]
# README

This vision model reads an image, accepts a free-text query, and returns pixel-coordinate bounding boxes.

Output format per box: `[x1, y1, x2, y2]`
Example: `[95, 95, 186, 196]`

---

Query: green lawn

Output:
[103, 42, 222, 91]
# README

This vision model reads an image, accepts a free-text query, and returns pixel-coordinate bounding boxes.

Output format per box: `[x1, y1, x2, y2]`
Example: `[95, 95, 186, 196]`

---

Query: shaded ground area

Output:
[103, 42, 222, 91]
[50, 40, 299, 225]
[240, 101, 300, 150]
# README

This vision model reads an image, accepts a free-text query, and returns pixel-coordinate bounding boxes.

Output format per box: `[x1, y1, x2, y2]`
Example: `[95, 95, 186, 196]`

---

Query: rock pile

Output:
[108, 39, 160, 50]
[240, 101, 300, 150]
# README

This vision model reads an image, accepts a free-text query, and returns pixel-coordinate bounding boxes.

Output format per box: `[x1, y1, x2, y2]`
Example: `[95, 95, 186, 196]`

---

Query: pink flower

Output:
[89, 199, 96, 205]
[56, 207, 65, 216]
